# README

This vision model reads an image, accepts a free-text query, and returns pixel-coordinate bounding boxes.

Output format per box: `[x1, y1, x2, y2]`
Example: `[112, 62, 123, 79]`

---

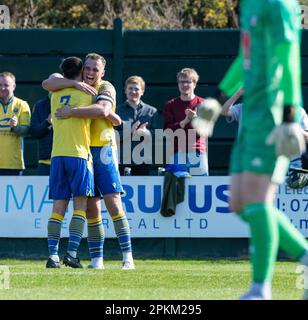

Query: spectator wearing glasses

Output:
[163, 68, 208, 177]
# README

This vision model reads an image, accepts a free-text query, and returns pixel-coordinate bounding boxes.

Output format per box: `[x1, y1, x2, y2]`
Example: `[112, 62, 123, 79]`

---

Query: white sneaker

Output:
[122, 260, 135, 270]
[239, 288, 272, 300]
[240, 291, 269, 300]
[239, 283, 272, 300]
[303, 289, 308, 300]
[88, 263, 104, 270]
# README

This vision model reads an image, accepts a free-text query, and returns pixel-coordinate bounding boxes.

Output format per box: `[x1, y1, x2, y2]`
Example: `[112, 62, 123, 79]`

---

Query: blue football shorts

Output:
[91, 146, 124, 197]
[49, 156, 94, 200]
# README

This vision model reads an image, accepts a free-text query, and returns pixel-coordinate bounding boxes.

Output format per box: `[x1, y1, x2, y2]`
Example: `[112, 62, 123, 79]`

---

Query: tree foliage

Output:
[6, 0, 239, 29]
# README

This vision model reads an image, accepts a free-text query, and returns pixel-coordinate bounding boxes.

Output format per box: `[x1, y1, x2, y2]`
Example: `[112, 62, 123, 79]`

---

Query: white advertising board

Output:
[0, 176, 307, 238]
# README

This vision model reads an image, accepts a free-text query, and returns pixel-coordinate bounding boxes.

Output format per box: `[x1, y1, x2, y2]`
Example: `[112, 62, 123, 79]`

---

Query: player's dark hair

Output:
[60, 57, 83, 80]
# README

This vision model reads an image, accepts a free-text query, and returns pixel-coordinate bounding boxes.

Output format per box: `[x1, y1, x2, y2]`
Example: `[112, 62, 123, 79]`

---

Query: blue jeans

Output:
[171, 152, 208, 176]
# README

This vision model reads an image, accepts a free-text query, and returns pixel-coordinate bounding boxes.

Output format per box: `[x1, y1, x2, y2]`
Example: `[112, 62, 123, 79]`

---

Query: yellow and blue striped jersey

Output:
[51, 88, 93, 159]
[90, 80, 117, 147]
[0, 97, 31, 169]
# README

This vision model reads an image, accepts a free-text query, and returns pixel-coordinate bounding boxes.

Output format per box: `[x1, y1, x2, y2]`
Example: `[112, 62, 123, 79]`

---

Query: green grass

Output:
[0, 259, 304, 300]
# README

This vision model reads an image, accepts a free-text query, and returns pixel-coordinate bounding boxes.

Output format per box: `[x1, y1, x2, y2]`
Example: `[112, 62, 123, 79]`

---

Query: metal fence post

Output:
[113, 18, 124, 105]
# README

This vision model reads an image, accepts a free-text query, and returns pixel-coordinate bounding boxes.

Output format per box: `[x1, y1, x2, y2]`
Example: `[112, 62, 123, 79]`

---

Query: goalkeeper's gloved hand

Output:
[191, 90, 228, 137]
[266, 122, 306, 158]
[191, 98, 221, 137]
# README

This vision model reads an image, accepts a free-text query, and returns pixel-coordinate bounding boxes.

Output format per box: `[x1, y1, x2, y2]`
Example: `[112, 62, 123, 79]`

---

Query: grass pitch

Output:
[0, 259, 303, 300]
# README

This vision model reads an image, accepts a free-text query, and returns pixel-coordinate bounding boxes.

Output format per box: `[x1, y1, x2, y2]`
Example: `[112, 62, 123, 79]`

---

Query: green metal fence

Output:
[2, 19, 308, 175]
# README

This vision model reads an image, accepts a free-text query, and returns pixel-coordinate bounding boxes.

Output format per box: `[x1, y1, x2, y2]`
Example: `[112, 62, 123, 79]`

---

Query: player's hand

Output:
[74, 81, 98, 95]
[191, 98, 222, 137]
[47, 113, 52, 124]
[9, 115, 18, 127]
[55, 105, 72, 119]
[266, 123, 306, 158]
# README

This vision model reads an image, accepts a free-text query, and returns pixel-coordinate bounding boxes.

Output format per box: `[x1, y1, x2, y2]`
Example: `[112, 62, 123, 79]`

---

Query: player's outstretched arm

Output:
[219, 50, 244, 98]
[266, 42, 306, 158]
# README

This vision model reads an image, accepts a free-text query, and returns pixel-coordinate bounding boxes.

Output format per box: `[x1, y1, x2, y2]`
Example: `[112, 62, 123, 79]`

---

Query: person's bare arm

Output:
[106, 110, 122, 126]
[55, 81, 116, 121]
[55, 100, 112, 119]
[221, 87, 243, 116]
[42, 77, 97, 95]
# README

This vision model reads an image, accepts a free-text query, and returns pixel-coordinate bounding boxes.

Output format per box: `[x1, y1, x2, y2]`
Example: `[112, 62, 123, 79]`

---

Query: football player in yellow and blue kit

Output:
[44, 53, 135, 270]
[0, 72, 31, 176]
[193, 0, 308, 300]
[46, 57, 94, 269]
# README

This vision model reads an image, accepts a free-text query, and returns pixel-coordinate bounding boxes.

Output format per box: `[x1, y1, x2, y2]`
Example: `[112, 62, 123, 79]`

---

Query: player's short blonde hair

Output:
[85, 53, 106, 68]
[125, 76, 145, 92]
[0, 71, 16, 83]
[177, 68, 199, 83]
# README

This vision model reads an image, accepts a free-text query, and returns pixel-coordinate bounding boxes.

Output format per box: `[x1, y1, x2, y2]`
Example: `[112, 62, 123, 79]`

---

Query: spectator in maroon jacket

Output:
[163, 68, 208, 176]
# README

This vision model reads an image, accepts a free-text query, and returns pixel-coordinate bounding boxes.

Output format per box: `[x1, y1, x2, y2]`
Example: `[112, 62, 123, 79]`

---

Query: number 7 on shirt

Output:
[60, 95, 71, 106]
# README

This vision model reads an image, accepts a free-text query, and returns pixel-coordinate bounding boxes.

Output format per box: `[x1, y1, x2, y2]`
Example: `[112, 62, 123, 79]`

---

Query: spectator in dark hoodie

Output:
[30, 73, 63, 175]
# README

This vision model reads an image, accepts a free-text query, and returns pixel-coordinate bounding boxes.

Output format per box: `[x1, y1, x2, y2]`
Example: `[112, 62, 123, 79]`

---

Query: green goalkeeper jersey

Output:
[220, 0, 302, 131]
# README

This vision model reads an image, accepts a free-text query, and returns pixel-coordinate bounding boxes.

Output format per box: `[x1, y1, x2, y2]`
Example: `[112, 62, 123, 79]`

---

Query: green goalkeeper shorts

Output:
[230, 128, 289, 181]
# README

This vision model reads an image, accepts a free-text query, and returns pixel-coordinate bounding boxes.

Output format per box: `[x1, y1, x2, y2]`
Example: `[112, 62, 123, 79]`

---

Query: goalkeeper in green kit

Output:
[193, 0, 308, 300]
